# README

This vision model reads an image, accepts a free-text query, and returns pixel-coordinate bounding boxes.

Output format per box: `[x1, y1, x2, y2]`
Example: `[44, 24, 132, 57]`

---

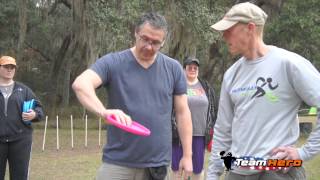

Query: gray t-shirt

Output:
[187, 81, 208, 136]
[0, 83, 14, 116]
[90, 49, 187, 168]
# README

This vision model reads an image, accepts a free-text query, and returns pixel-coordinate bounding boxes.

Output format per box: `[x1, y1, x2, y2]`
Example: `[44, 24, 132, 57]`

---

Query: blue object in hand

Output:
[22, 99, 35, 125]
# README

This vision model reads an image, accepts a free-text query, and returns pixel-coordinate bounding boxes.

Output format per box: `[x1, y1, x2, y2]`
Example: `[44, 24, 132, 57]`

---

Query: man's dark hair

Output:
[135, 12, 168, 36]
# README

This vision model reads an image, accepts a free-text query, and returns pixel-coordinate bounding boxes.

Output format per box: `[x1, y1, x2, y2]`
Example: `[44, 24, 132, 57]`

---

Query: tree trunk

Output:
[18, 0, 27, 61]
[49, 0, 100, 112]
[164, 2, 197, 62]
[60, 56, 72, 107]
[48, 33, 71, 111]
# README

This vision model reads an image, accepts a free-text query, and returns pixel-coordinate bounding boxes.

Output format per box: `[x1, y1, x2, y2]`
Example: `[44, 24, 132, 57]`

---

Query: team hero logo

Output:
[220, 152, 302, 171]
[236, 158, 302, 170]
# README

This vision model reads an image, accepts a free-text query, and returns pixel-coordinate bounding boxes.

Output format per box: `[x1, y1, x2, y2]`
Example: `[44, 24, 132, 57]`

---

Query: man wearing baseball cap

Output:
[0, 56, 17, 66]
[207, 2, 320, 180]
[0, 55, 44, 179]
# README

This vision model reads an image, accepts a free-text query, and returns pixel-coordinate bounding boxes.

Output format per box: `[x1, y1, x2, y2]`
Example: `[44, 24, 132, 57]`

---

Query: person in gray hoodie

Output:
[207, 2, 320, 180]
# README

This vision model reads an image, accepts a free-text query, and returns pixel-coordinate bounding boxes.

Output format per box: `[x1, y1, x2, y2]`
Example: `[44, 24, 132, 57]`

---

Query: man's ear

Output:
[247, 22, 256, 32]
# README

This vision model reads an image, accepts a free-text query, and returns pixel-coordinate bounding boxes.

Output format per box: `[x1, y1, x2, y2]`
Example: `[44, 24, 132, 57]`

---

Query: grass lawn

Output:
[4, 115, 320, 179]
[28, 129, 104, 180]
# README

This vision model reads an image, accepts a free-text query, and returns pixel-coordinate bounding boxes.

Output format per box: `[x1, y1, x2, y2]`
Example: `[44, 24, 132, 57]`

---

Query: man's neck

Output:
[131, 47, 157, 69]
[244, 38, 269, 60]
[0, 78, 14, 86]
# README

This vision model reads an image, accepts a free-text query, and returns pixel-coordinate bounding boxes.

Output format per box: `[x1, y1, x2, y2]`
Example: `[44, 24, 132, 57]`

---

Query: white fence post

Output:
[85, 115, 88, 148]
[42, 116, 48, 151]
[56, 115, 59, 150]
[99, 117, 101, 147]
[71, 115, 74, 149]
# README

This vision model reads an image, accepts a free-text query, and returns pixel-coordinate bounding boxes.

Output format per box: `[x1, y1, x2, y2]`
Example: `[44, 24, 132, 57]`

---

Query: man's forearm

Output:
[72, 79, 106, 117]
[176, 111, 193, 157]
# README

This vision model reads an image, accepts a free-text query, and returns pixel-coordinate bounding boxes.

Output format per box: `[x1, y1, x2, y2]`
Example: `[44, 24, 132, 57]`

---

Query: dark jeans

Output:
[0, 135, 32, 180]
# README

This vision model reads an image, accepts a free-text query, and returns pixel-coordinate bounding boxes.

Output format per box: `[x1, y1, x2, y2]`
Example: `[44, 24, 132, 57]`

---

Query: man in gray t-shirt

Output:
[207, 2, 320, 180]
[73, 12, 193, 180]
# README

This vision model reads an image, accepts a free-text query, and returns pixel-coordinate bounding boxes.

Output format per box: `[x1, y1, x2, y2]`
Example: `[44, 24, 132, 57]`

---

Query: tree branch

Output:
[25, 42, 52, 62]
[48, 0, 71, 15]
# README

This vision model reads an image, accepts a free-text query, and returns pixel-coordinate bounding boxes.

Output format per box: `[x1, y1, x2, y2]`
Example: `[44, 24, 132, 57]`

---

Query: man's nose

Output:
[145, 42, 153, 50]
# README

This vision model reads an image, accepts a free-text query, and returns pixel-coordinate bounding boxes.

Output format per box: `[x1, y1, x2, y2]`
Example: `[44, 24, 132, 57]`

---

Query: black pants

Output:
[0, 135, 32, 180]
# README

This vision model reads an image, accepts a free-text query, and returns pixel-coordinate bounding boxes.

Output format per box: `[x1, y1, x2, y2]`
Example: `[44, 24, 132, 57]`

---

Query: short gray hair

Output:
[135, 12, 168, 36]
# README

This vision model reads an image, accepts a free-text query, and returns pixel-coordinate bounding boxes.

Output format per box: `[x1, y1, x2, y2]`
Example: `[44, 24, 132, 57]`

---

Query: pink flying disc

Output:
[106, 115, 151, 136]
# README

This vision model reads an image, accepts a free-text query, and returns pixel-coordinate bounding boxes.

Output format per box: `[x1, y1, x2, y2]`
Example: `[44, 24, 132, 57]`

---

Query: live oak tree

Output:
[0, 0, 319, 113]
